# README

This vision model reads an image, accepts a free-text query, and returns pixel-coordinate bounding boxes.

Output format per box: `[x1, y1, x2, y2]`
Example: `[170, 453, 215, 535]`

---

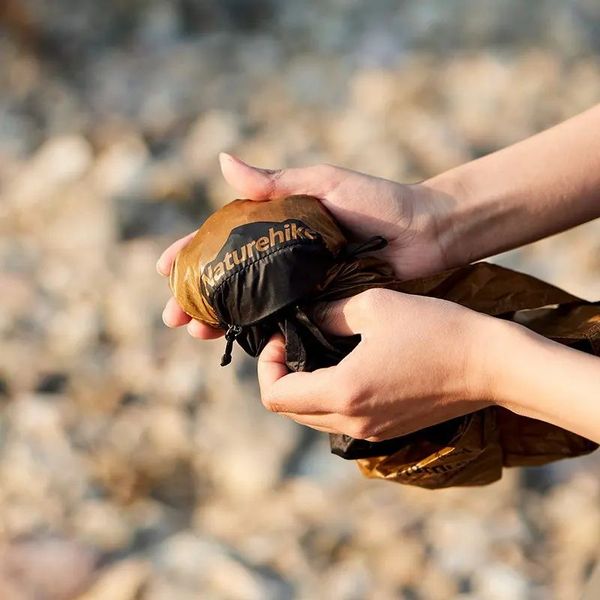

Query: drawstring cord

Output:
[338, 236, 387, 260]
[220, 325, 242, 366]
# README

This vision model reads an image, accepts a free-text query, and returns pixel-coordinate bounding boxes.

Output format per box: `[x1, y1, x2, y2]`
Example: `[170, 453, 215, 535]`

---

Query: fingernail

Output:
[161, 309, 172, 327]
[219, 152, 238, 164]
[156, 260, 166, 276]
[220, 153, 257, 169]
[219, 153, 275, 180]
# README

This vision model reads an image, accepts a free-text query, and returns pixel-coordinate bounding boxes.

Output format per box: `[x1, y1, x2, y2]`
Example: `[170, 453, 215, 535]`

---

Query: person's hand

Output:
[257, 288, 493, 440]
[157, 153, 454, 339]
[157, 229, 224, 340]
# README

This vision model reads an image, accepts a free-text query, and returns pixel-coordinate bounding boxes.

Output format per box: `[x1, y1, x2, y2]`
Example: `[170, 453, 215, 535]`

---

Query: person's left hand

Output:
[257, 288, 495, 440]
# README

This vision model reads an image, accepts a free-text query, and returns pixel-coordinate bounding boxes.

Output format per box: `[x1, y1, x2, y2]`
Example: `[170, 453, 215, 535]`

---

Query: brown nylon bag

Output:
[170, 195, 599, 489]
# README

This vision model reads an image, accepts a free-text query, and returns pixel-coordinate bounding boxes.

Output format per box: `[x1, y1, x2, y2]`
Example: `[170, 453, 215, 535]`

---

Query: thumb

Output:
[219, 153, 342, 200]
[257, 333, 335, 414]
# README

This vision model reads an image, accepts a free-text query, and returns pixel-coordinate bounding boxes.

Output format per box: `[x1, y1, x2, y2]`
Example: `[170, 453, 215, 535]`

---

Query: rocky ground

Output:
[0, 1, 599, 599]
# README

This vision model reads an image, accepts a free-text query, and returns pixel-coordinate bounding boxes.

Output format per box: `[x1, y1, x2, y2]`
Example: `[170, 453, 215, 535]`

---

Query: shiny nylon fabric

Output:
[170, 195, 599, 489]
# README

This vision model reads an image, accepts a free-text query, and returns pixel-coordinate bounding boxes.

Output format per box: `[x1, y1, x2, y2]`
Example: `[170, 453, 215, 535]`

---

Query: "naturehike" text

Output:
[201, 222, 318, 290]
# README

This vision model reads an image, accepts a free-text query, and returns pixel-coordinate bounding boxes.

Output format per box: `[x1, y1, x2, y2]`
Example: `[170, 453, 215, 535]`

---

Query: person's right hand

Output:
[157, 152, 455, 339]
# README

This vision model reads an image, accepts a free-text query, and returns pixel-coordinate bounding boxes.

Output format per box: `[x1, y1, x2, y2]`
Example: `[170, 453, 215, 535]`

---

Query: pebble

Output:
[76, 560, 150, 600]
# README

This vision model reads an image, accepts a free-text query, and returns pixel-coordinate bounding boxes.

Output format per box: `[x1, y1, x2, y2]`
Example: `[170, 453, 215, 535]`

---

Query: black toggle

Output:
[220, 325, 242, 367]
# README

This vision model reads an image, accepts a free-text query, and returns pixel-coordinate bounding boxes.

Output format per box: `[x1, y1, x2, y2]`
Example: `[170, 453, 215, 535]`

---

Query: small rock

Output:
[472, 564, 529, 600]
[71, 500, 133, 552]
[76, 559, 150, 600]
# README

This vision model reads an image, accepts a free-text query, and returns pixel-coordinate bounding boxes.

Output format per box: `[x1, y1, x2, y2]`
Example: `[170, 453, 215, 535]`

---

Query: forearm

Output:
[425, 104, 600, 267]
[483, 319, 600, 444]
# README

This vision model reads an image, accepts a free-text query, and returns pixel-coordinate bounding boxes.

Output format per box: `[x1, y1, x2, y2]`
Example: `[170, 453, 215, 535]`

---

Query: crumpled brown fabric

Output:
[170, 194, 599, 489]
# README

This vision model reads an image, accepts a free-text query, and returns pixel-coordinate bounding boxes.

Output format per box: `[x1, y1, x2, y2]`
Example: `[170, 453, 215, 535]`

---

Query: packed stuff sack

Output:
[169, 195, 599, 489]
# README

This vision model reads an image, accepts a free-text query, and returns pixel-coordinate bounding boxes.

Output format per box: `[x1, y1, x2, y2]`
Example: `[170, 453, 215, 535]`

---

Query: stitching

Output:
[586, 319, 600, 354]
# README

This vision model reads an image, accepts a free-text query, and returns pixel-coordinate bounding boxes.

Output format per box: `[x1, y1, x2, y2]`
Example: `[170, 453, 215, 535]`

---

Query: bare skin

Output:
[158, 105, 600, 444]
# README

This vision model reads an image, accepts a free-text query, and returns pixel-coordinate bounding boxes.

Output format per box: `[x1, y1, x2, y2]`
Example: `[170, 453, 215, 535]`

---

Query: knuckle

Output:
[354, 288, 394, 322]
[269, 168, 285, 181]
[311, 163, 336, 178]
[354, 289, 375, 314]
[265, 169, 285, 196]
[261, 394, 281, 413]
[335, 380, 362, 417]
[360, 287, 389, 307]
[348, 418, 375, 440]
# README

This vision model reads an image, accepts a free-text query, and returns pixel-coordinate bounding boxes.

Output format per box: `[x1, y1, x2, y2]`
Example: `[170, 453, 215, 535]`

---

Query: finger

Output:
[156, 230, 198, 276]
[279, 412, 340, 434]
[162, 296, 192, 328]
[310, 294, 372, 337]
[278, 413, 339, 434]
[257, 334, 289, 393]
[259, 366, 337, 415]
[219, 153, 342, 200]
[187, 319, 223, 340]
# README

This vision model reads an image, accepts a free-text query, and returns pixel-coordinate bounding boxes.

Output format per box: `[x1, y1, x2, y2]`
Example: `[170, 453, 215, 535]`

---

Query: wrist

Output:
[417, 166, 479, 270]
[466, 305, 600, 443]
[421, 157, 521, 269]
[471, 315, 550, 416]
[465, 313, 526, 410]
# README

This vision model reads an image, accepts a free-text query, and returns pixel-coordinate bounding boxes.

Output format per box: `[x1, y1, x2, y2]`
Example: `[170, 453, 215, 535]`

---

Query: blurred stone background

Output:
[1, 1, 599, 598]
